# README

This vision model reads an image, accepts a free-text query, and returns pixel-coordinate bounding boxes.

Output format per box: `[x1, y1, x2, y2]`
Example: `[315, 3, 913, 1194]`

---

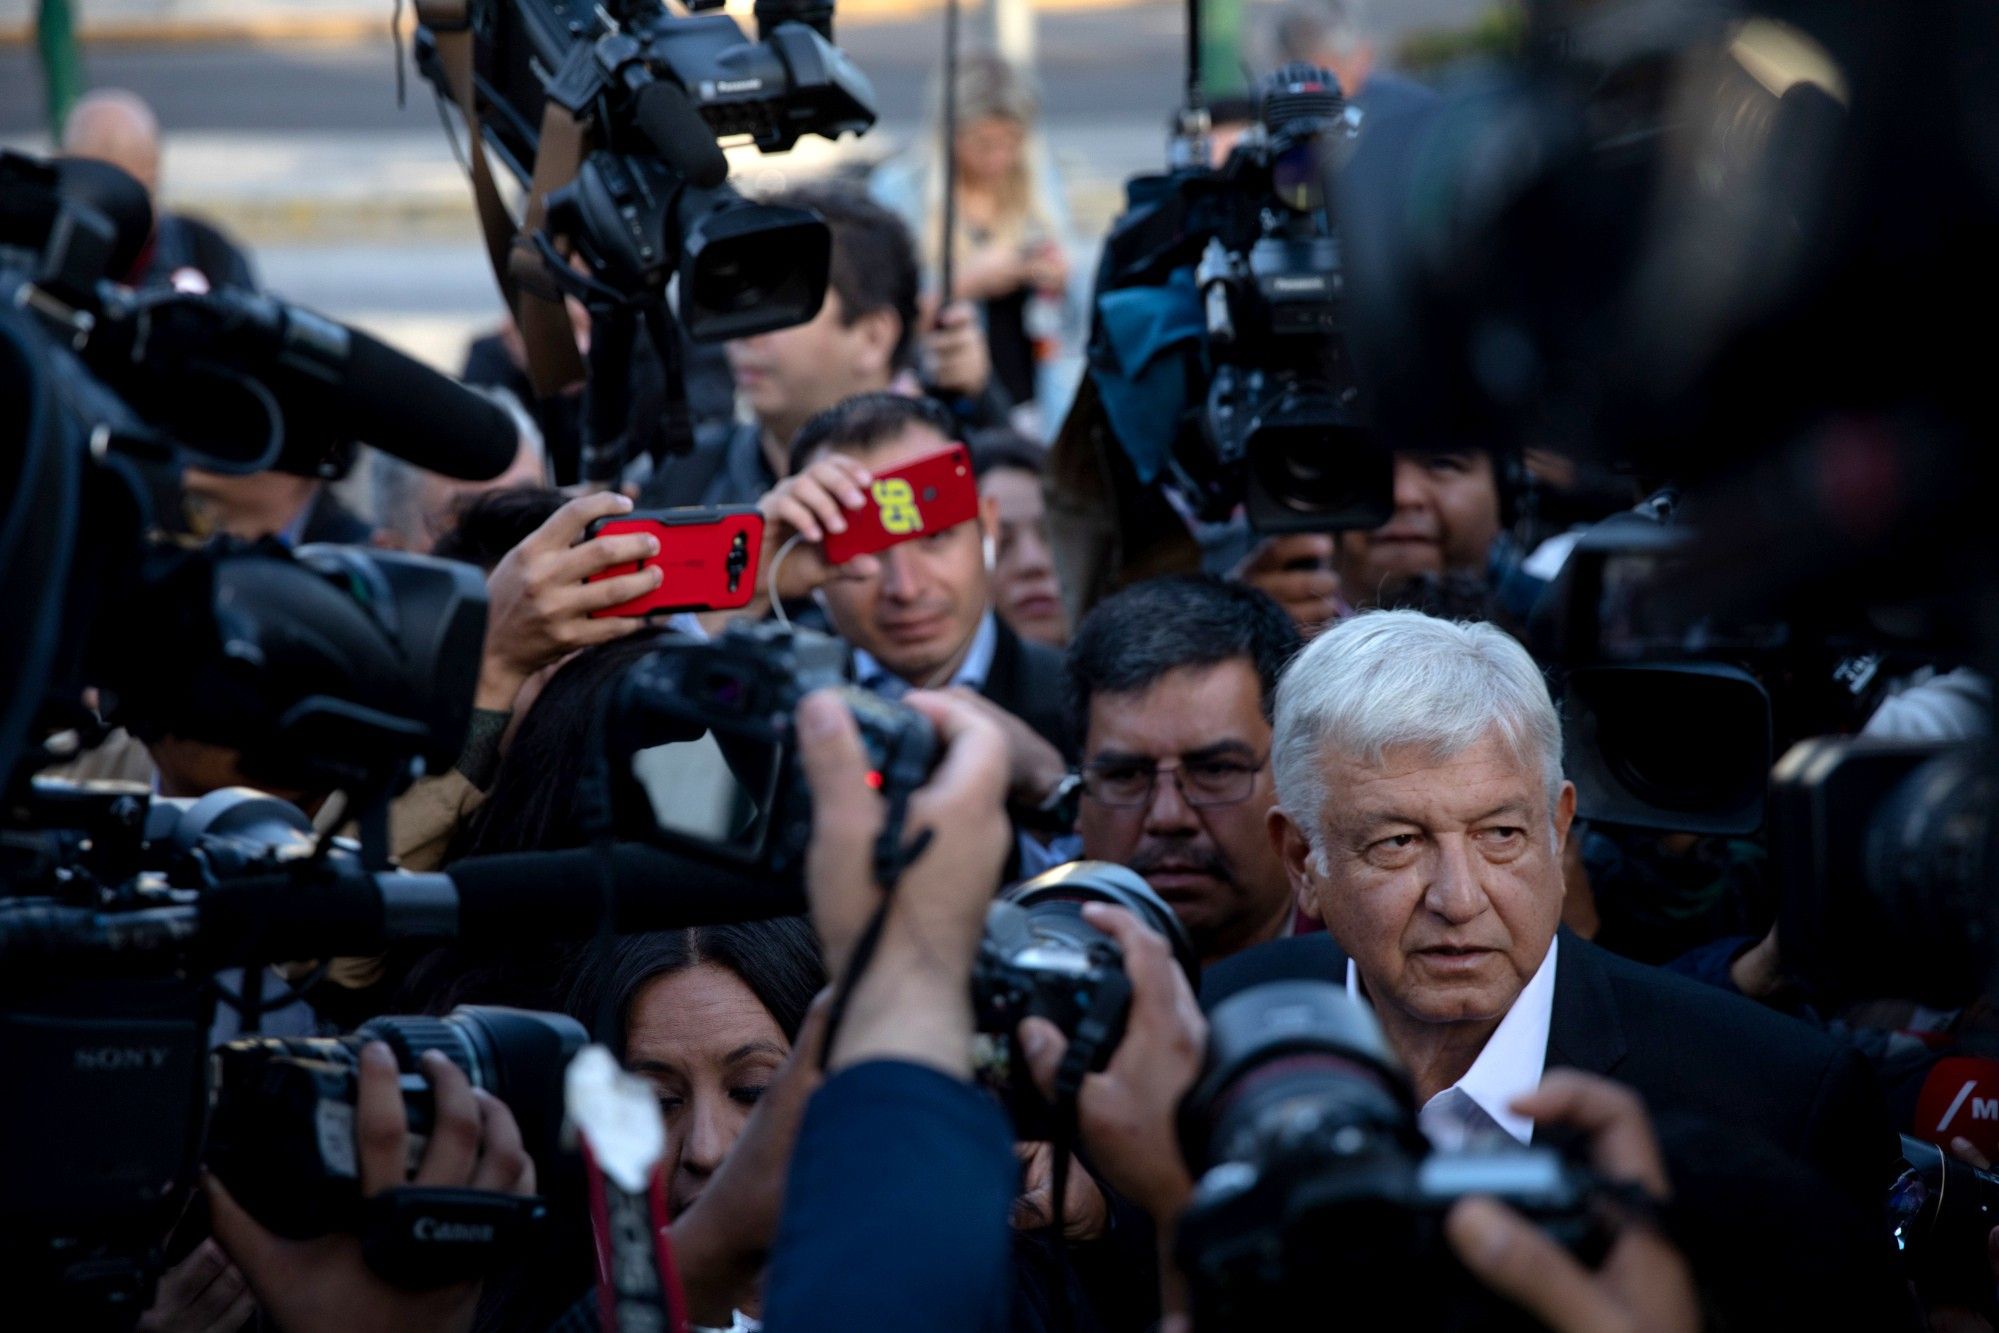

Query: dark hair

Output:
[1066, 574, 1301, 727]
[398, 634, 682, 1016]
[787, 390, 958, 476]
[968, 427, 1044, 480]
[769, 184, 921, 373]
[446, 634, 672, 860]
[561, 919, 826, 1057]
[431, 486, 567, 572]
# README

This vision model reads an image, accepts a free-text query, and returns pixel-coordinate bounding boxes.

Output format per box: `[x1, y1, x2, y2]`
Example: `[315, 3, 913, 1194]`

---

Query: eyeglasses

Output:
[1079, 753, 1268, 809]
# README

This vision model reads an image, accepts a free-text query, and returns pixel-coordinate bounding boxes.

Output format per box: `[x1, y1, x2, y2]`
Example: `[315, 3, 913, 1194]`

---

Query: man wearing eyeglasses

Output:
[1062, 575, 1306, 965]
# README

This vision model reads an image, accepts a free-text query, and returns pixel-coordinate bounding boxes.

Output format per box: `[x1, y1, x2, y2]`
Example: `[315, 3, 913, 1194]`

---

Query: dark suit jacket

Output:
[983, 617, 1076, 762]
[1200, 929, 1904, 1213]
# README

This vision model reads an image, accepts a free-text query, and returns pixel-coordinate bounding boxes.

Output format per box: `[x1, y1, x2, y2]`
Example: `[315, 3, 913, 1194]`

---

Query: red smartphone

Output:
[820, 442, 978, 566]
[585, 506, 765, 617]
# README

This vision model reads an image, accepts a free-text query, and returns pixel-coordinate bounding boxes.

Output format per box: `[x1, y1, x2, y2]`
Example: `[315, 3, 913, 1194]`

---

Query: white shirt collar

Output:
[1346, 936, 1560, 1149]
[852, 610, 999, 697]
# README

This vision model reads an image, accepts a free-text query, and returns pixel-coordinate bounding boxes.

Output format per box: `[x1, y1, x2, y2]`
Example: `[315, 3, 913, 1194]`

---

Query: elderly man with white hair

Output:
[1201, 610, 1903, 1214]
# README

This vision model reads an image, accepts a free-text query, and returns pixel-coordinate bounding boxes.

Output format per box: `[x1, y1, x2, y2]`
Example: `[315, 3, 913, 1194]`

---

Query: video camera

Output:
[1077, 62, 1388, 537]
[1176, 980, 1611, 1330]
[412, 0, 878, 479]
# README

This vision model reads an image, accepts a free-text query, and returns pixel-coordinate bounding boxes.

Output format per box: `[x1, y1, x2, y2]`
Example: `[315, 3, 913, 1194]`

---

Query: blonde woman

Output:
[871, 50, 1076, 424]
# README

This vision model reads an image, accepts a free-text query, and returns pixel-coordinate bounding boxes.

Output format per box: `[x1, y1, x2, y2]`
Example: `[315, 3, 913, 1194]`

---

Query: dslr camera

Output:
[607, 621, 935, 880]
[971, 861, 1197, 1137]
[1176, 980, 1609, 1329]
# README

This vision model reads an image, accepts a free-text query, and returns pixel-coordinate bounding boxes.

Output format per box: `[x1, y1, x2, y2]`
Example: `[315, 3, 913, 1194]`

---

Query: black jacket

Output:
[1200, 929, 1904, 1213]
[983, 617, 1076, 763]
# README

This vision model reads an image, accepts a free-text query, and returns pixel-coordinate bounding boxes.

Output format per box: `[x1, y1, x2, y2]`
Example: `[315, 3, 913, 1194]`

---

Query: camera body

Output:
[1176, 980, 1607, 1329]
[1773, 737, 1991, 1006]
[429, 0, 874, 343]
[207, 1006, 586, 1239]
[611, 622, 935, 878]
[1185, 66, 1386, 535]
[971, 861, 1196, 1137]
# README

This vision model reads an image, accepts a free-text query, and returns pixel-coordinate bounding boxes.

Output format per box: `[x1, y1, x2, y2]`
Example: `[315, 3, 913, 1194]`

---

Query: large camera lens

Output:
[1564, 663, 1772, 834]
[207, 1006, 586, 1238]
[972, 862, 1198, 1135]
[679, 198, 832, 342]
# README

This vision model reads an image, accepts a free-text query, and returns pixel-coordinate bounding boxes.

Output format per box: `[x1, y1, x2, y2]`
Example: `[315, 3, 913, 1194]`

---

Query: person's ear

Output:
[851, 306, 901, 382]
[978, 493, 1000, 572]
[1552, 779, 1577, 856]
[1271, 807, 1324, 922]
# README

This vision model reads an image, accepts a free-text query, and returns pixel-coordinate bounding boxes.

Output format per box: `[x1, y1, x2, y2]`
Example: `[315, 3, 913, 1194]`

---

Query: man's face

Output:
[1277, 730, 1574, 1031]
[981, 466, 1068, 647]
[1335, 452, 1501, 603]
[725, 292, 896, 441]
[813, 424, 997, 684]
[1078, 661, 1291, 963]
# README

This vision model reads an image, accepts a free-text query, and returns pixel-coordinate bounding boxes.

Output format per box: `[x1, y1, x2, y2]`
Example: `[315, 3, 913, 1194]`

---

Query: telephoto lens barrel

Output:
[206, 1006, 586, 1239]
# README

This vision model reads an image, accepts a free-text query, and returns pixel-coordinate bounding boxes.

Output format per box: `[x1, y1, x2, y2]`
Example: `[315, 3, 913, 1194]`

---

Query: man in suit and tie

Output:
[758, 393, 1075, 802]
[1205, 608, 1905, 1214]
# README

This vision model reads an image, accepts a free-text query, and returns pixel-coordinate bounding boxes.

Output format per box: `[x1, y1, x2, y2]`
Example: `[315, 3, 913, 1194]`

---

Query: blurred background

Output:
[0, 0, 1491, 373]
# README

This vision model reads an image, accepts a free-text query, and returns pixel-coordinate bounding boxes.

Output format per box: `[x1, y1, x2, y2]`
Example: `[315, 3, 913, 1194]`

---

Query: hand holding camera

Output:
[206, 1043, 536, 1333]
[1444, 1071, 1699, 1333]
[1015, 902, 1208, 1225]
[796, 686, 1012, 1076]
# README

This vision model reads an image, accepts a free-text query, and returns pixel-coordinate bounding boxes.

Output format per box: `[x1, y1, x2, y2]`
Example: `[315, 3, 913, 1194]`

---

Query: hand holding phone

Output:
[584, 507, 765, 618]
[819, 443, 978, 567]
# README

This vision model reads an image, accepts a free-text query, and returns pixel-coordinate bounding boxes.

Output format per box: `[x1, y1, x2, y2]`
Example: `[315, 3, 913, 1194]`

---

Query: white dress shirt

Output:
[851, 610, 1000, 699]
[1346, 937, 1561, 1151]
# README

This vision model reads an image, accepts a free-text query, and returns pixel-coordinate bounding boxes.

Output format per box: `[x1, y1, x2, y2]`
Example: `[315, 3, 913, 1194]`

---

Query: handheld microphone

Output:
[1912, 1055, 1999, 1163]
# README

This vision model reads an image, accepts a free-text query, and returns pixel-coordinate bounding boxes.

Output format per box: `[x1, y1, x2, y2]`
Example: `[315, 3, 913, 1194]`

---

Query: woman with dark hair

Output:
[563, 920, 825, 1218]
[397, 634, 675, 1016]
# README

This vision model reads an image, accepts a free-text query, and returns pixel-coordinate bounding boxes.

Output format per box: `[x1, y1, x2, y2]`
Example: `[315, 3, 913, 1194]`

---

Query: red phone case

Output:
[585, 507, 765, 618]
[819, 443, 978, 566]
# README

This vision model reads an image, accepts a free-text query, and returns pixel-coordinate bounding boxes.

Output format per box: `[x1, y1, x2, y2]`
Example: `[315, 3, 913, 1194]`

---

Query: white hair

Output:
[1272, 610, 1563, 861]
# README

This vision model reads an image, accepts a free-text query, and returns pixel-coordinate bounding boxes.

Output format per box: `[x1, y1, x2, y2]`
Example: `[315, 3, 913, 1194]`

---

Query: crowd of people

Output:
[26, 1, 1999, 1331]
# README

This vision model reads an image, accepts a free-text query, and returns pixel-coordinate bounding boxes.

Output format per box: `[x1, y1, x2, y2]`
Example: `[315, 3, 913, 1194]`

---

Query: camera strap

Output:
[416, 0, 587, 398]
[359, 1186, 550, 1289]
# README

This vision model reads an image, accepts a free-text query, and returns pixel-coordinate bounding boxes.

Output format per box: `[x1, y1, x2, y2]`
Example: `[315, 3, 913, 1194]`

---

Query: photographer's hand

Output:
[1231, 534, 1343, 634]
[207, 1043, 535, 1333]
[1444, 1070, 1699, 1333]
[943, 686, 1069, 808]
[1017, 903, 1208, 1226]
[137, 1239, 253, 1333]
[796, 687, 1011, 1077]
[1011, 1141, 1110, 1241]
[478, 492, 663, 710]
